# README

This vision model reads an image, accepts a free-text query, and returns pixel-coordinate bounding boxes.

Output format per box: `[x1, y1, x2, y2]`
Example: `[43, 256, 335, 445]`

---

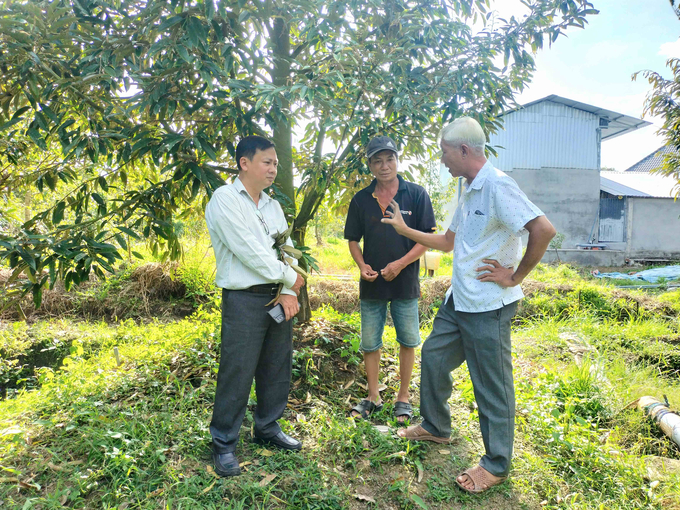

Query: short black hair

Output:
[235, 135, 276, 171]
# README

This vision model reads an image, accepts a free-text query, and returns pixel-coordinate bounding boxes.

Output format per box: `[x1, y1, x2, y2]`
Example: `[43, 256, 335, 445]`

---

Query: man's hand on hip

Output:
[381, 260, 404, 281]
[291, 273, 305, 295]
[275, 294, 300, 321]
[475, 259, 520, 288]
[381, 200, 408, 235]
[360, 264, 379, 282]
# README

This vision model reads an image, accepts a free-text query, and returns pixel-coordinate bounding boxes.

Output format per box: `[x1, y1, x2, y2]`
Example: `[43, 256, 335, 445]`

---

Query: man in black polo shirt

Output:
[344, 136, 436, 423]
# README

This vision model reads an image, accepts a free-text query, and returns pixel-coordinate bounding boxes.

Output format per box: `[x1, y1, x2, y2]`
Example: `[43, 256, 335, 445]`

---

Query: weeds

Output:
[550, 358, 612, 424]
[2, 263, 680, 508]
[517, 370, 655, 509]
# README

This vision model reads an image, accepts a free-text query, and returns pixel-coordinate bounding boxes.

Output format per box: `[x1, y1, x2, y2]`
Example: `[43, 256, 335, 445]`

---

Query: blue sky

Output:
[510, 0, 679, 170]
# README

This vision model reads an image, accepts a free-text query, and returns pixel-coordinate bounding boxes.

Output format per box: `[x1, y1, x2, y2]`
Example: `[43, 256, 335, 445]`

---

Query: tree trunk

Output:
[271, 18, 295, 206]
[293, 226, 312, 322]
[270, 18, 312, 322]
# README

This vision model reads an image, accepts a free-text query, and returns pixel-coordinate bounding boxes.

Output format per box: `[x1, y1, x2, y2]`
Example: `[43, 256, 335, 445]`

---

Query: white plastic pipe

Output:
[636, 396, 680, 448]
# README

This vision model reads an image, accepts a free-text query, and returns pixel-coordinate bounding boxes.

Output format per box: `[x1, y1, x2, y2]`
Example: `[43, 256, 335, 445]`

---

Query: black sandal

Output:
[393, 401, 413, 423]
[350, 399, 383, 420]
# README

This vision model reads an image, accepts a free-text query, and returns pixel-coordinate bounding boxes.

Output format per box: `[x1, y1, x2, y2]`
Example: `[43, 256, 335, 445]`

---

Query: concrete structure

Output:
[487, 95, 650, 250]
[600, 167, 680, 260]
[442, 97, 680, 264]
[542, 248, 626, 266]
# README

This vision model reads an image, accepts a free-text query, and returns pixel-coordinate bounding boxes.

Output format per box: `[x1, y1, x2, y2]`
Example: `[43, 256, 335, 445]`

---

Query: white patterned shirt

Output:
[205, 178, 297, 296]
[446, 161, 544, 313]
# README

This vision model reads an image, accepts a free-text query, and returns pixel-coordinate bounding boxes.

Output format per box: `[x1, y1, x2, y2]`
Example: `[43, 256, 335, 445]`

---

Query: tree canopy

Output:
[0, 0, 597, 311]
[636, 58, 680, 198]
[635, 2, 680, 197]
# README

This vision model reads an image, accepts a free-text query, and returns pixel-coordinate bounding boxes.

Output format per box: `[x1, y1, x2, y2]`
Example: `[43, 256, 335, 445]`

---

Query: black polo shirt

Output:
[344, 175, 436, 300]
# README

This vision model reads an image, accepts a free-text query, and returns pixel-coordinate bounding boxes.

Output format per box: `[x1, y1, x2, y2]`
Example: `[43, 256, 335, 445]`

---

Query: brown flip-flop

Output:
[396, 424, 451, 444]
[455, 465, 507, 494]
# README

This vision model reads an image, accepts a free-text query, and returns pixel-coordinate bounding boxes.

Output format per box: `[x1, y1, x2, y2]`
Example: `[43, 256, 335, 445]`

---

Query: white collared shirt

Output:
[205, 177, 298, 295]
[446, 161, 544, 313]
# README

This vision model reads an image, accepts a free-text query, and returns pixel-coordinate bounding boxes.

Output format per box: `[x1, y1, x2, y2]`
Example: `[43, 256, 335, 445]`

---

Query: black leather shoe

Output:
[252, 430, 302, 451]
[212, 451, 241, 477]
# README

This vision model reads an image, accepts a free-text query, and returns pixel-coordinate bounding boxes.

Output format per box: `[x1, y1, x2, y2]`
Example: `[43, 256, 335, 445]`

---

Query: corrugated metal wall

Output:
[488, 102, 600, 170]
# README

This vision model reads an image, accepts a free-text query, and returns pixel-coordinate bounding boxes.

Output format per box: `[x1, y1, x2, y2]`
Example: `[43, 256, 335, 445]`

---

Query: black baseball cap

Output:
[366, 136, 398, 159]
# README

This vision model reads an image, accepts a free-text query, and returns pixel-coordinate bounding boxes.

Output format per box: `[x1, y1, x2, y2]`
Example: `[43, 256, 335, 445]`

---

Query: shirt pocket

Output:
[462, 210, 489, 244]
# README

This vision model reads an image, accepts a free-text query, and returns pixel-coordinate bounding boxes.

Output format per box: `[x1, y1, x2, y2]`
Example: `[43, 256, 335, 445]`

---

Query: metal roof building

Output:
[485, 95, 651, 252]
[624, 145, 675, 173]
[501, 95, 651, 141]
[596, 137, 680, 261]
[447, 94, 680, 261]
[488, 95, 651, 172]
[600, 170, 678, 198]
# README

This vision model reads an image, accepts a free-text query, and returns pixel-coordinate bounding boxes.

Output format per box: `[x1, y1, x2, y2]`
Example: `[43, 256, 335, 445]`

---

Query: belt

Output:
[241, 284, 280, 296]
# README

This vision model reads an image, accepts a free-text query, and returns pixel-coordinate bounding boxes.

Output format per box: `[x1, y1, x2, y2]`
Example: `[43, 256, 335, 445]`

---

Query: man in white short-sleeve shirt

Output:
[381, 117, 556, 494]
[445, 158, 544, 312]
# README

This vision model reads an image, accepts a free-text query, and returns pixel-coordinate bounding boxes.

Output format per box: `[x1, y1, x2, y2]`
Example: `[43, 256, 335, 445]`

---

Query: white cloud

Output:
[659, 39, 680, 58]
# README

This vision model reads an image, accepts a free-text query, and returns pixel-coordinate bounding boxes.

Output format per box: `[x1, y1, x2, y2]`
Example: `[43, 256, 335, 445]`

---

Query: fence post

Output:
[113, 347, 122, 367]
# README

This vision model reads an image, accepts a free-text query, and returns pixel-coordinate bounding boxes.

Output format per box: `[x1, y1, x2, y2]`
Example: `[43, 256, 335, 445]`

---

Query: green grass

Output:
[2, 253, 680, 508]
[308, 237, 358, 275]
[509, 313, 680, 509]
[0, 319, 116, 399]
[659, 288, 680, 314]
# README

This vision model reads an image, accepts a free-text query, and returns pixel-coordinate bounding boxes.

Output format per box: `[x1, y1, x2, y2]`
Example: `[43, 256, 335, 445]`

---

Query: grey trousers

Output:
[210, 289, 293, 453]
[420, 297, 518, 477]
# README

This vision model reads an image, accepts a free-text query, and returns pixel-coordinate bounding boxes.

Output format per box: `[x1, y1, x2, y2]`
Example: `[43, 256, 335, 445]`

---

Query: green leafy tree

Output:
[671, 0, 680, 18]
[636, 56, 680, 198]
[0, 0, 597, 318]
[631, 2, 680, 198]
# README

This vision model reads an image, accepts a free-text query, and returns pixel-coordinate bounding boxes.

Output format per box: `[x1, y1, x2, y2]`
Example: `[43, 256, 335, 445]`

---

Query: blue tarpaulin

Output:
[593, 265, 680, 283]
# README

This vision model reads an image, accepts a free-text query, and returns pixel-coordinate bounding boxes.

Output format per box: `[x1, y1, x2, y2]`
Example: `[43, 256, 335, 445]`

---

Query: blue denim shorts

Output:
[360, 298, 421, 353]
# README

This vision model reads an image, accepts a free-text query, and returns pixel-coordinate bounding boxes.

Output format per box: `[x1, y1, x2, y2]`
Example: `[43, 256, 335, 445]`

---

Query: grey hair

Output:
[439, 117, 486, 156]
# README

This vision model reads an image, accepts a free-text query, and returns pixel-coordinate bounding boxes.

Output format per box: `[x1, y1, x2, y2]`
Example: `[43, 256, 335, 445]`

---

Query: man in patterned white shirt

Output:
[204, 135, 305, 477]
[381, 117, 556, 494]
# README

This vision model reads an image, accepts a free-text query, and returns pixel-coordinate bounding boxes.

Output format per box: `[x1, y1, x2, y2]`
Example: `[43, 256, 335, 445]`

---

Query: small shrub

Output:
[313, 305, 362, 358]
[94, 263, 137, 299]
[659, 289, 680, 314]
[551, 359, 612, 424]
[522, 292, 574, 319]
[173, 263, 217, 307]
[577, 287, 613, 317]
[292, 346, 320, 385]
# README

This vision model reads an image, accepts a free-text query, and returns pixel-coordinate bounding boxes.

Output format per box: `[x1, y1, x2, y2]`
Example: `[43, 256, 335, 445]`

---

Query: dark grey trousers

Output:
[420, 297, 518, 477]
[210, 289, 293, 453]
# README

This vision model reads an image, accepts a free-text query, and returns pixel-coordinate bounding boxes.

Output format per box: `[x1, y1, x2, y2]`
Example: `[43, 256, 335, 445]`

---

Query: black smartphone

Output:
[267, 303, 286, 323]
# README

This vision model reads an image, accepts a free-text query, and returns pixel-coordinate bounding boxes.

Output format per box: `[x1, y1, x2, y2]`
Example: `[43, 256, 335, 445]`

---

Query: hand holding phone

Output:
[268, 303, 286, 323]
